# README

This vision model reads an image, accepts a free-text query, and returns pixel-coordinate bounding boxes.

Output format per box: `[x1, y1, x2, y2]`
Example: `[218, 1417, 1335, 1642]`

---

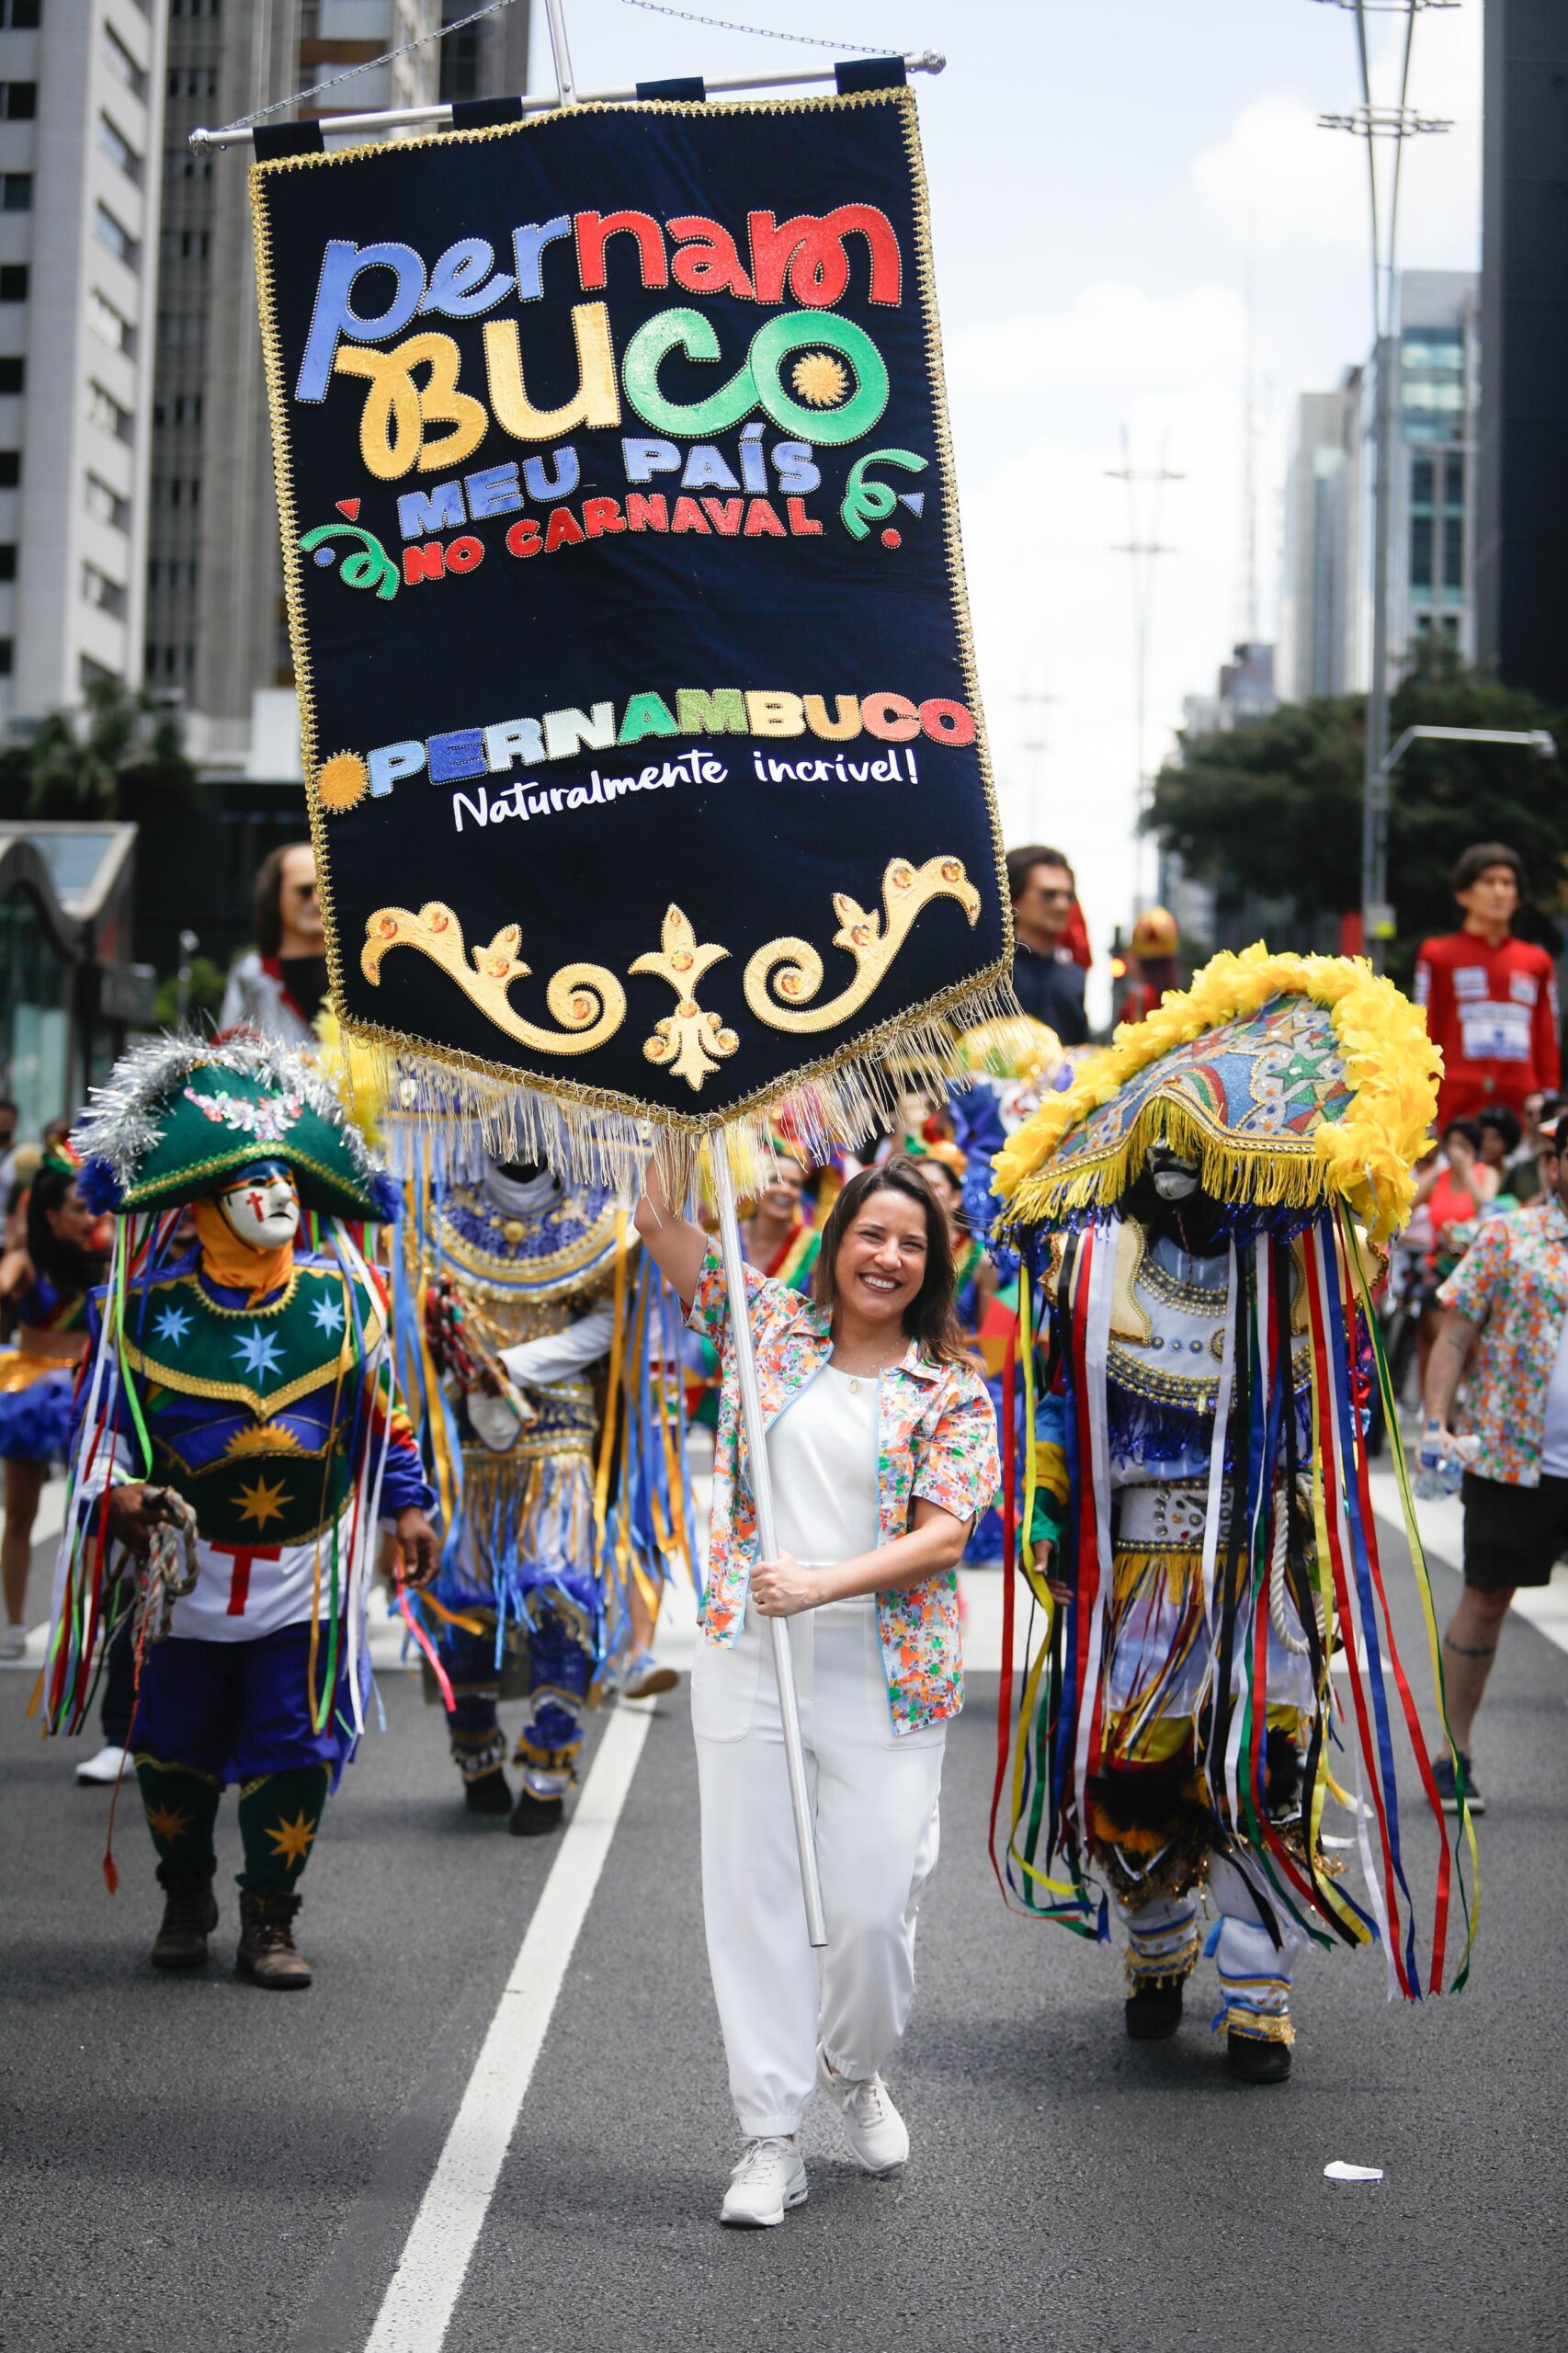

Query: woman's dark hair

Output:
[916, 1154, 963, 1208]
[253, 841, 312, 959]
[812, 1156, 968, 1366]
[1475, 1106, 1522, 1154]
[1442, 1116, 1483, 1153]
[25, 1163, 102, 1297]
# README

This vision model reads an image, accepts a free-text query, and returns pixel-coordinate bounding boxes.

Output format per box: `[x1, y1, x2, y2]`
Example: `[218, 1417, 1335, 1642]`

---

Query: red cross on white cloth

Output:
[208, 1540, 283, 1617]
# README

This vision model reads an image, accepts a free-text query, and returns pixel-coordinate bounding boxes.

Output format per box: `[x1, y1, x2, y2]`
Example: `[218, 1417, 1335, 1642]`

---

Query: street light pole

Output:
[1362, 325, 1397, 958]
[1108, 427, 1182, 909]
[1315, 0, 1452, 969]
[1370, 726, 1558, 883]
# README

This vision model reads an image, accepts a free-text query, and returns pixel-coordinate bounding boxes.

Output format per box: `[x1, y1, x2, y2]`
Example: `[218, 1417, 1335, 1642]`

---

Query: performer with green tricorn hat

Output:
[989, 946, 1477, 2079]
[41, 1034, 437, 1989]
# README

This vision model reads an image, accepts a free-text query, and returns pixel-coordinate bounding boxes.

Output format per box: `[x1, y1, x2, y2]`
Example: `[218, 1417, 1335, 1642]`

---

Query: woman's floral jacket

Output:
[687, 1249, 1000, 1733]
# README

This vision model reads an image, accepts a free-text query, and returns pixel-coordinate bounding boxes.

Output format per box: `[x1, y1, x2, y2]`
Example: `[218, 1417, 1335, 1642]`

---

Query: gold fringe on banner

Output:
[347, 974, 1017, 1204]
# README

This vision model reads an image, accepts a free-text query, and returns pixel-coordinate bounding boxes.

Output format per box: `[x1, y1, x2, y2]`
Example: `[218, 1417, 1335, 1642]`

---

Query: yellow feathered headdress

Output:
[993, 944, 1440, 1245]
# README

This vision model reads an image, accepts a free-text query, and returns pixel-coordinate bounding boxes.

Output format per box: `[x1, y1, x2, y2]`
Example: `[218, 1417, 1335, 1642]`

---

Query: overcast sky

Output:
[541, 0, 1482, 1009]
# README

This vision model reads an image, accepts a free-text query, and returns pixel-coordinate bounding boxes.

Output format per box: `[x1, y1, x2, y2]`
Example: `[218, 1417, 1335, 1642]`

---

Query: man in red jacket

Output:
[1415, 842, 1562, 1127]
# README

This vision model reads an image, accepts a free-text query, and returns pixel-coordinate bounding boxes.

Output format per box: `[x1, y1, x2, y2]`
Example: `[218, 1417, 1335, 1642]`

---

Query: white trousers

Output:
[693, 1596, 945, 2137]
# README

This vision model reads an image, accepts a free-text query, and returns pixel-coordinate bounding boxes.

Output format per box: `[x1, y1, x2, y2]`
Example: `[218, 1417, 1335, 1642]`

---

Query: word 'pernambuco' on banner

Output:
[251, 87, 1012, 1164]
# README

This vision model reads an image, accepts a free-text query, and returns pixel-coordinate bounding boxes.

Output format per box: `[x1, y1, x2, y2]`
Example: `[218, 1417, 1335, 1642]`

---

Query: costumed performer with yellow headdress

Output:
[991, 948, 1475, 2081]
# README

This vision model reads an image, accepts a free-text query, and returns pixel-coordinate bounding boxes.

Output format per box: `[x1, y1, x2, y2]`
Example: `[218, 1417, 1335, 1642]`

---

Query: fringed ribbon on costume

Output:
[990, 1233, 1102, 1936]
[593, 1243, 700, 1665]
[38, 1210, 403, 1763]
[991, 1203, 1474, 1998]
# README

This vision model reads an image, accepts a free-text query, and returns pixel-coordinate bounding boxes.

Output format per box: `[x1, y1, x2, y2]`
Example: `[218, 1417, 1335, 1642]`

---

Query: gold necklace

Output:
[833, 1346, 903, 1392]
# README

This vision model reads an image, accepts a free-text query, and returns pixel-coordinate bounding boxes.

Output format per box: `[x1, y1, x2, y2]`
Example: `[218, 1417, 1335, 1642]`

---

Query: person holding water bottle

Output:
[1420, 1108, 1568, 1814]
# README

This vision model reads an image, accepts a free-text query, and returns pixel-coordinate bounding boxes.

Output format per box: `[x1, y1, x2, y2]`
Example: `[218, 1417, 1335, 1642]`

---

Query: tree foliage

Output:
[1148, 660, 1568, 972]
[152, 953, 227, 1029]
[24, 675, 196, 819]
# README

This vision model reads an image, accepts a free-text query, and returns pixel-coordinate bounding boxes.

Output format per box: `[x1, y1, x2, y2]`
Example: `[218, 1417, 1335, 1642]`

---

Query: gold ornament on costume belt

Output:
[359, 902, 626, 1057]
[744, 855, 982, 1035]
[629, 904, 738, 1093]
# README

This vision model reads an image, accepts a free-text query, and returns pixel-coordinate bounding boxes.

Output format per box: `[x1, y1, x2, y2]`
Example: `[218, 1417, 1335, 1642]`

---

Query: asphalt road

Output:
[4, 1516, 1564, 2353]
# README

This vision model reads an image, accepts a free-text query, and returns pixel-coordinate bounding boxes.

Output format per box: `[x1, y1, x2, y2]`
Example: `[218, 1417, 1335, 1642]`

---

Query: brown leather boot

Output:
[235, 1889, 312, 1990]
[151, 1862, 219, 1971]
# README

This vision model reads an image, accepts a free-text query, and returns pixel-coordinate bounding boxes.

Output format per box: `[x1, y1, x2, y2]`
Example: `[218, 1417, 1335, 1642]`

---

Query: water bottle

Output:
[1414, 1420, 1481, 1501]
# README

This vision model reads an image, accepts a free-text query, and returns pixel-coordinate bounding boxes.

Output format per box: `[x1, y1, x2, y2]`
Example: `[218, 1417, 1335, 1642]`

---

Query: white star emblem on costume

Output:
[233, 1324, 285, 1382]
[153, 1303, 193, 1348]
[309, 1290, 345, 1337]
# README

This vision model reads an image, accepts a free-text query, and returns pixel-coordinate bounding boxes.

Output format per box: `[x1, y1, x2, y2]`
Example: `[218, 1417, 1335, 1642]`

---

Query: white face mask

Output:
[216, 1164, 300, 1252]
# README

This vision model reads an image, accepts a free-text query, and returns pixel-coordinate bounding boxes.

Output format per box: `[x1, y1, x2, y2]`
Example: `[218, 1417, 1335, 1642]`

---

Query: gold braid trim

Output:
[1219, 2006, 1296, 2047]
[1124, 1929, 1201, 1991]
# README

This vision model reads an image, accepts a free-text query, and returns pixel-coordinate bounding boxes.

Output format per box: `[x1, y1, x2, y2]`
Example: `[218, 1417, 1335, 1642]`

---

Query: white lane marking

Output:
[1366, 1461, 1568, 1657]
[364, 1698, 654, 2353]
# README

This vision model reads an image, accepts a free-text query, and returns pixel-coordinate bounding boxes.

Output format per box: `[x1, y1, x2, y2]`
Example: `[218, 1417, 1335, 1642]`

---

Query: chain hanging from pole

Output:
[618, 0, 892, 51]
[216, 0, 523, 138]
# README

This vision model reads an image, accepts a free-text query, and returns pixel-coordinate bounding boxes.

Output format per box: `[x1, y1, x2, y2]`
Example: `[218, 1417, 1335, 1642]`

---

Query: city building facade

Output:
[1478, 0, 1568, 708]
[1, 0, 167, 726]
[1278, 270, 1479, 708]
[147, 2, 448, 772]
[1383, 269, 1480, 674]
[1277, 381, 1359, 703]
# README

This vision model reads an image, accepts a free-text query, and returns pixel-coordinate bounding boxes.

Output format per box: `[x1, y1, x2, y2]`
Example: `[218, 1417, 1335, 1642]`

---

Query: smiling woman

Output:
[633, 1154, 999, 2229]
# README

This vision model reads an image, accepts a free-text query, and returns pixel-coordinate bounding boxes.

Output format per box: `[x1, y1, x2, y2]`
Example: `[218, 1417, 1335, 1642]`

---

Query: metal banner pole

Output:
[189, 54, 947, 151]
[541, 0, 578, 107]
[709, 1144, 828, 1949]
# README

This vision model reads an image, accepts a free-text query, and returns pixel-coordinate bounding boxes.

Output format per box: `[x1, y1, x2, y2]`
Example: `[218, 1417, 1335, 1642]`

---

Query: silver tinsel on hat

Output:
[71, 1029, 387, 1199]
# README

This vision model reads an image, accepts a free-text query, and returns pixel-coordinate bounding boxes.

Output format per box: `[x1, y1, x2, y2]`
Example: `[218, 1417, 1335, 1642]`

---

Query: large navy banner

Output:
[252, 86, 1010, 1138]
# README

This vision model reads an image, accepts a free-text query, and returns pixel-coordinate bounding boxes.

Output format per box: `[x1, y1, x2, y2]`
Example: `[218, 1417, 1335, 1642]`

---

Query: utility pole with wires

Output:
[1012, 688, 1059, 842]
[1239, 245, 1261, 649]
[1313, 0, 1453, 967]
[1107, 428, 1183, 909]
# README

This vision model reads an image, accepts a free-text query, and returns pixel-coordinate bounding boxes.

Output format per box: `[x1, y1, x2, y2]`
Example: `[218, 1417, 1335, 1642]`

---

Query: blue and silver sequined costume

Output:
[418, 1163, 674, 1802]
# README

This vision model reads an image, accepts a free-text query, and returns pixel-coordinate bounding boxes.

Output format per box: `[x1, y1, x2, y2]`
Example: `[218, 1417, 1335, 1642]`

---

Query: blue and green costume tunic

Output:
[63, 1242, 433, 1891]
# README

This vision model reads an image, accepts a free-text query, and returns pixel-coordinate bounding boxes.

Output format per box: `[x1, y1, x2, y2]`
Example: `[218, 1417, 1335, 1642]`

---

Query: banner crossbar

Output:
[189, 49, 945, 152]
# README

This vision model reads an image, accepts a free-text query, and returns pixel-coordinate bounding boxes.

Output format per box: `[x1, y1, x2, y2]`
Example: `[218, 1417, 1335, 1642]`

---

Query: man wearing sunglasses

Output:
[1006, 844, 1088, 1045]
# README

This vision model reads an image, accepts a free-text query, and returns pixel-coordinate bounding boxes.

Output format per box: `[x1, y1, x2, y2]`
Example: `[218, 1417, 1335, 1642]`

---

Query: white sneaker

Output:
[816, 2048, 910, 2173]
[719, 2136, 808, 2228]
[0, 1622, 27, 1661]
[75, 1745, 129, 1786]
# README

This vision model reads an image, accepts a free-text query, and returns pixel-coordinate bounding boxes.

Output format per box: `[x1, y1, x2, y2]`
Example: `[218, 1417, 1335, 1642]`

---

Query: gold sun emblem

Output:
[790, 351, 850, 409]
[315, 751, 369, 813]
[265, 1809, 319, 1868]
[144, 1800, 192, 1846]
[224, 1425, 304, 1459]
[235, 1472, 290, 1532]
